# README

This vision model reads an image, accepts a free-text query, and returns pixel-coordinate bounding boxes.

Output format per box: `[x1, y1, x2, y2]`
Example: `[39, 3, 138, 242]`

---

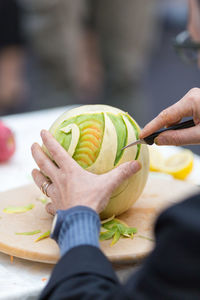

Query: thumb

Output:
[105, 161, 141, 192]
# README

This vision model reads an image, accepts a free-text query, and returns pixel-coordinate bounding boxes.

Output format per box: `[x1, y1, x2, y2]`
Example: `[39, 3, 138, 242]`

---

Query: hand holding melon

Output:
[32, 105, 149, 219]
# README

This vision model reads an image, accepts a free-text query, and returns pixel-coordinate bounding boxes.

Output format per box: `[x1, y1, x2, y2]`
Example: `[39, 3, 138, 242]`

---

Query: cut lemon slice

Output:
[149, 146, 165, 172]
[161, 149, 194, 180]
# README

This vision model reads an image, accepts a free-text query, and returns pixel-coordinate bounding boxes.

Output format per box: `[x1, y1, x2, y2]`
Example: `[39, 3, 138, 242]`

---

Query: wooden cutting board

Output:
[0, 175, 199, 264]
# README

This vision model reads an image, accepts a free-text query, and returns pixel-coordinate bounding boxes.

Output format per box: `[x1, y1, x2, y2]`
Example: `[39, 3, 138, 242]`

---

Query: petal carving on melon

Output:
[73, 114, 104, 168]
[87, 113, 117, 174]
[54, 113, 105, 168]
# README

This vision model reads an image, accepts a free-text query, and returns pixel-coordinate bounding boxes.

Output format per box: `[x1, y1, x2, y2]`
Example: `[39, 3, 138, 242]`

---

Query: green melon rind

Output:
[107, 113, 127, 166]
[126, 114, 141, 160]
[135, 144, 141, 160]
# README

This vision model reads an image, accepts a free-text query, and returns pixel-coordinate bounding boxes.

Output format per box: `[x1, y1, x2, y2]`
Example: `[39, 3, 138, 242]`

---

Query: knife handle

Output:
[143, 119, 195, 145]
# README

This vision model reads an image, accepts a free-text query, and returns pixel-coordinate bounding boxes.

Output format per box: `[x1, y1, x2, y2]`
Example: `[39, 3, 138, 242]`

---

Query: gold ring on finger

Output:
[40, 181, 51, 197]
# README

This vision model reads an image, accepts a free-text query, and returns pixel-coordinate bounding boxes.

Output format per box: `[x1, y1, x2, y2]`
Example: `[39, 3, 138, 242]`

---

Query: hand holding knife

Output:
[122, 119, 195, 150]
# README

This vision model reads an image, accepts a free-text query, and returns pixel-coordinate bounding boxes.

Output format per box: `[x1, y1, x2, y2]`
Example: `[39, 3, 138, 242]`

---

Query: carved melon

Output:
[46, 105, 149, 219]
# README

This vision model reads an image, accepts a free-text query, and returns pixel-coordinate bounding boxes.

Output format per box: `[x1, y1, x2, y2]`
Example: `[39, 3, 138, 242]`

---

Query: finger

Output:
[32, 169, 55, 198]
[104, 161, 141, 192]
[41, 130, 78, 169]
[155, 125, 200, 146]
[46, 202, 56, 216]
[140, 103, 186, 139]
[31, 143, 58, 181]
[140, 88, 200, 139]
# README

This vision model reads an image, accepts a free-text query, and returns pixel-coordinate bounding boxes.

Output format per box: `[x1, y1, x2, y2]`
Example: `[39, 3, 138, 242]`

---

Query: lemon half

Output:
[162, 150, 194, 180]
[149, 147, 194, 180]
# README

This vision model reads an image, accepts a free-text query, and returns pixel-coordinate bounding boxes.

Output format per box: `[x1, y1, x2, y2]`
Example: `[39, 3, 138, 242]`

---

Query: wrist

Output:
[51, 210, 66, 241]
[51, 206, 99, 242]
[51, 206, 101, 256]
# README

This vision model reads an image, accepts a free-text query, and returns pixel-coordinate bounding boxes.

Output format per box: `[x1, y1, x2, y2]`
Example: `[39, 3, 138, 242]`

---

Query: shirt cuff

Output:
[51, 206, 101, 256]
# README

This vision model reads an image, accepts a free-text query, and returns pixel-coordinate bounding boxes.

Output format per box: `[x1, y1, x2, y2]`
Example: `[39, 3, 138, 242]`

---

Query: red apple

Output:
[0, 121, 16, 162]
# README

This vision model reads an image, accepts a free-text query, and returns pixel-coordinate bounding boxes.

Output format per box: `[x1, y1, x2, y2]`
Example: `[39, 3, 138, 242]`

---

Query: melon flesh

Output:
[46, 105, 149, 219]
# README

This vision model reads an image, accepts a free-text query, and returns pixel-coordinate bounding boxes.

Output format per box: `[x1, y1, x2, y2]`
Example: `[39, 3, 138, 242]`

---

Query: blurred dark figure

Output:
[19, 0, 157, 124]
[0, 0, 27, 115]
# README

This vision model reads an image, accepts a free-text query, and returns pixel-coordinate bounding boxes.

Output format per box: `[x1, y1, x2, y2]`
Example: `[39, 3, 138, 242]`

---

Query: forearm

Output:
[40, 245, 125, 300]
[41, 206, 123, 299]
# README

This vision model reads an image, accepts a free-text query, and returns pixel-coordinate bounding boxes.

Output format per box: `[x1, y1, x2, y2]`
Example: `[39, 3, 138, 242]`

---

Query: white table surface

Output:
[1, 106, 200, 299]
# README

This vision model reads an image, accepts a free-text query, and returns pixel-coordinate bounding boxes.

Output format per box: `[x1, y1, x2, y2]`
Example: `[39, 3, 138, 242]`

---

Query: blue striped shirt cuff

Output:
[54, 206, 101, 256]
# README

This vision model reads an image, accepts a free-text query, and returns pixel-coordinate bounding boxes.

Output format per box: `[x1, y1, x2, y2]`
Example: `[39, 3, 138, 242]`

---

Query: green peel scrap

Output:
[137, 235, 154, 242]
[100, 218, 137, 246]
[3, 204, 34, 214]
[99, 230, 115, 241]
[35, 230, 50, 242]
[15, 230, 41, 236]
[101, 215, 115, 225]
[111, 230, 121, 246]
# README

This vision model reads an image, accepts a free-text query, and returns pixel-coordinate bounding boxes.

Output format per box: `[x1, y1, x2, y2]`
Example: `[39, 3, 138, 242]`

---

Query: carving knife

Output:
[122, 119, 195, 150]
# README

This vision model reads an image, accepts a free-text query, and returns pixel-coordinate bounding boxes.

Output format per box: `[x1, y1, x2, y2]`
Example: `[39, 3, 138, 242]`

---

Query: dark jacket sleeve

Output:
[39, 245, 128, 300]
[40, 193, 200, 300]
